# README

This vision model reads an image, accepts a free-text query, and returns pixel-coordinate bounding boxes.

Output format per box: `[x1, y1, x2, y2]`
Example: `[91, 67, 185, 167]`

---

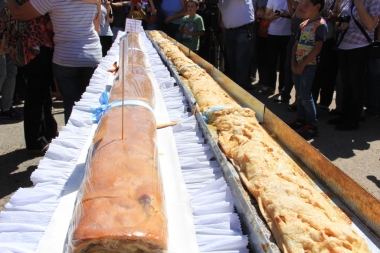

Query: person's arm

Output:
[6, 0, 42, 21]
[164, 0, 187, 24]
[136, 2, 149, 21]
[295, 40, 323, 73]
[148, 0, 157, 15]
[328, 1, 342, 22]
[264, 8, 281, 21]
[291, 39, 299, 71]
[187, 16, 205, 37]
[182, 27, 204, 36]
[286, 0, 297, 16]
[111, 1, 129, 11]
[126, 3, 133, 18]
[94, 1, 101, 33]
[179, 22, 185, 34]
[256, 7, 265, 21]
[106, 1, 114, 23]
[354, 0, 379, 30]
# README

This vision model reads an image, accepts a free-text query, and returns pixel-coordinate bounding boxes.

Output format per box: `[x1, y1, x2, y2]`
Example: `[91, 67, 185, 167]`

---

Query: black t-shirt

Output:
[112, 0, 127, 28]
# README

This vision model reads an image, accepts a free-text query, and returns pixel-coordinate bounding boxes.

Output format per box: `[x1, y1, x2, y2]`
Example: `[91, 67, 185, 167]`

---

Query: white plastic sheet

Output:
[0, 31, 250, 253]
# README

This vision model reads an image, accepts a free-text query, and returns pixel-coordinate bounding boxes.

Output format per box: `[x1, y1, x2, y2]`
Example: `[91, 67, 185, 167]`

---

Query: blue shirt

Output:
[219, 0, 255, 29]
[161, 0, 183, 25]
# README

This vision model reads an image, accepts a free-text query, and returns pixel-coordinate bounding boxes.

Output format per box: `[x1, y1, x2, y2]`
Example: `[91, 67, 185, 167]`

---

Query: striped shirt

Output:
[30, 0, 102, 67]
[339, 0, 380, 48]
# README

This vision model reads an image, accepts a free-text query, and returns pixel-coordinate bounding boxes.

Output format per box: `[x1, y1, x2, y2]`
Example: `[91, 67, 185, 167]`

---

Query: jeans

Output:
[281, 34, 296, 99]
[365, 58, 380, 113]
[266, 34, 290, 91]
[53, 63, 96, 123]
[100, 36, 113, 57]
[256, 36, 268, 84]
[339, 46, 368, 124]
[293, 65, 318, 126]
[0, 54, 17, 111]
[225, 24, 255, 89]
[311, 38, 339, 107]
[20, 46, 57, 150]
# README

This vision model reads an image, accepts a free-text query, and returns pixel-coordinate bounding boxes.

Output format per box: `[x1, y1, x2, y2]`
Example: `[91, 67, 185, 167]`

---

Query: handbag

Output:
[351, 5, 380, 59]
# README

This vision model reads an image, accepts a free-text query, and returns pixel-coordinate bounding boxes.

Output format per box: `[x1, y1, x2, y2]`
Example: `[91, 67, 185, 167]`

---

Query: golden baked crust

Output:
[213, 110, 371, 253]
[148, 31, 240, 113]
[148, 30, 371, 253]
[71, 107, 167, 253]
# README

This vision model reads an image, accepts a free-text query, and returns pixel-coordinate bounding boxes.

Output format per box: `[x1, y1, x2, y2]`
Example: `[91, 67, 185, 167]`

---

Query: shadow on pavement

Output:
[0, 149, 38, 200]
[0, 119, 23, 125]
[367, 175, 380, 189]
[248, 84, 380, 161]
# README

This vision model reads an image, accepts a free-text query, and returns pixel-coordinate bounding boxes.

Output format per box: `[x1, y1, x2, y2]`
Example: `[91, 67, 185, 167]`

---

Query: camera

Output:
[274, 10, 281, 15]
[338, 14, 351, 23]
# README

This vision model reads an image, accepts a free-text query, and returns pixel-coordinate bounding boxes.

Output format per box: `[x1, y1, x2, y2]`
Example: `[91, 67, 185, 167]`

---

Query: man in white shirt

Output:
[219, 0, 255, 90]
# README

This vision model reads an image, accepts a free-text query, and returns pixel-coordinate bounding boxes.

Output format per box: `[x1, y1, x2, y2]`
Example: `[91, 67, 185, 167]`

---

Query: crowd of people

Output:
[0, 0, 379, 154]
[216, 0, 380, 139]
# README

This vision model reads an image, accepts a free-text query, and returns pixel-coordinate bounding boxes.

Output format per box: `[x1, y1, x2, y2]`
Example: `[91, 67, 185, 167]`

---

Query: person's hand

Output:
[164, 16, 172, 24]
[338, 21, 349, 31]
[183, 25, 189, 35]
[136, 2, 142, 10]
[280, 10, 290, 17]
[292, 63, 305, 75]
[256, 9, 264, 19]
[325, 10, 333, 21]
[269, 11, 280, 21]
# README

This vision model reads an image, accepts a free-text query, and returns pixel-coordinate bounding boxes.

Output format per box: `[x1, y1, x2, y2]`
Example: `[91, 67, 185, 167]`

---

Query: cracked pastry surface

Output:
[213, 109, 370, 253]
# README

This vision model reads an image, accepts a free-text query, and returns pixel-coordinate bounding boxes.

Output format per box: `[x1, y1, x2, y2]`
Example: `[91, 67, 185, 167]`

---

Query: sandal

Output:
[1, 107, 24, 120]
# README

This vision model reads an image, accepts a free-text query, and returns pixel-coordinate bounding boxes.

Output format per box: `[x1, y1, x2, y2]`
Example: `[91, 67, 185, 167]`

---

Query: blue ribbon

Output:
[91, 91, 154, 123]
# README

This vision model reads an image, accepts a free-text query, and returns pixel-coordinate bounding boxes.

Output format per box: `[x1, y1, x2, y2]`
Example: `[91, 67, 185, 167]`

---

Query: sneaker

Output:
[262, 87, 275, 95]
[1, 107, 24, 120]
[297, 124, 318, 140]
[273, 96, 290, 103]
[288, 118, 306, 129]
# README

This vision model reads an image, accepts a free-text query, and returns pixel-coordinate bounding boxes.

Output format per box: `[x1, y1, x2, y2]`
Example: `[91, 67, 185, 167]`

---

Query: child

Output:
[288, 0, 327, 140]
[179, 0, 205, 52]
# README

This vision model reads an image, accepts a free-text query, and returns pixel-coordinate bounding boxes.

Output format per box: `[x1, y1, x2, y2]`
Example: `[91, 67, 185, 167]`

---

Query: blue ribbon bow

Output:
[91, 91, 154, 123]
